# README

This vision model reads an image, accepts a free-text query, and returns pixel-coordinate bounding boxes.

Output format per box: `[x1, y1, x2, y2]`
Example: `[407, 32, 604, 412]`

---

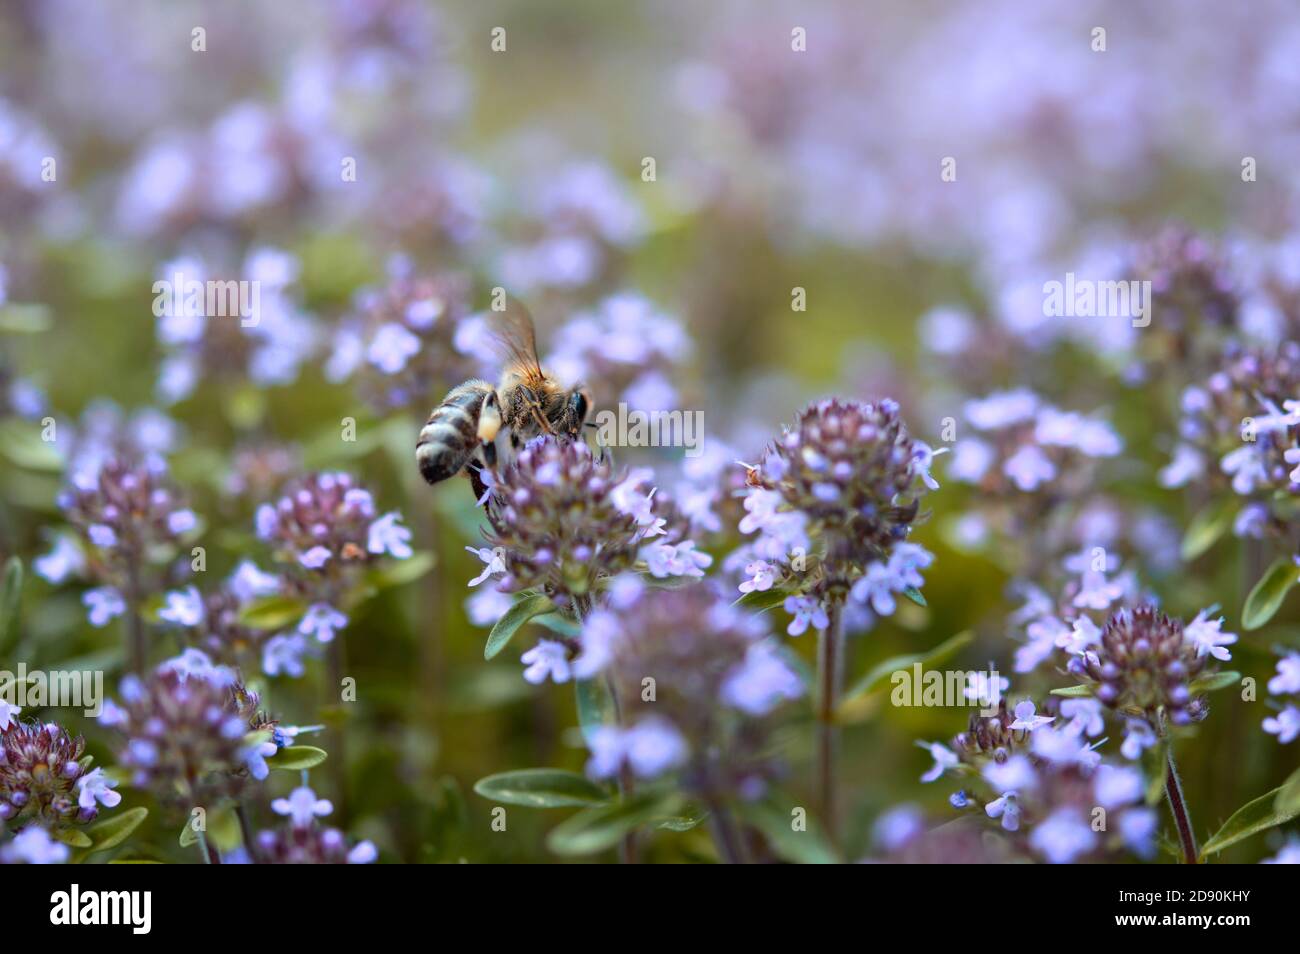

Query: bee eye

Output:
[571, 391, 589, 422]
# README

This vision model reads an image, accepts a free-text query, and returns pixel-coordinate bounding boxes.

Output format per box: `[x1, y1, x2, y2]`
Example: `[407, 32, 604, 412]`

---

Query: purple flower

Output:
[87, 524, 118, 548]
[918, 741, 958, 783]
[1003, 445, 1056, 491]
[1264, 706, 1300, 743]
[366, 511, 412, 559]
[167, 508, 197, 534]
[738, 560, 777, 594]
[1184, 609, 1237, 661]
[1008, 700, 1053, 731]
[641, 539, 711, 579]
[263, 632, 310, 678]
[83, 587, 126, 627]
[586, 718, 688, 781]
[984, 792, 1021, 832]
[298, 603, 347, 644]
[366, 323, 421, 374]
[33, 537, 84, 585]
[1270, 653, 1300, 695]
[783, 595, 828, 636]
[521, 640, 572, 685]
[300, 546, 332, 569]
[720, 641, 803, 714]
[158, 586, 205, 626]
[1029, 809, 1095, 863]
[0, 826, 69, 864]
[272, 786, 334, 828]
[75, 768, 122, 811]
[466, 546, 506, 587]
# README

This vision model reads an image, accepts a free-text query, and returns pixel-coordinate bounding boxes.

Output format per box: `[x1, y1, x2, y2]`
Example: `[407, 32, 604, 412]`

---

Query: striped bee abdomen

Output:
[417, 380, 497, 485]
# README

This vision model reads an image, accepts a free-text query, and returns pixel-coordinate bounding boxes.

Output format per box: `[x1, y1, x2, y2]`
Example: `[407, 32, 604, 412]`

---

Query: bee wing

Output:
[490, 298, 546, 385]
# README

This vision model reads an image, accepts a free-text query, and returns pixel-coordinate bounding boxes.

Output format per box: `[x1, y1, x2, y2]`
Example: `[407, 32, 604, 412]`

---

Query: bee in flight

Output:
[416, 303, 591, 500]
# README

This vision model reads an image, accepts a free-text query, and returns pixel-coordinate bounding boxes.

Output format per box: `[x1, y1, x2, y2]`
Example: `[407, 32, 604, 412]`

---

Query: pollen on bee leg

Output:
[478, 402, 502, 443]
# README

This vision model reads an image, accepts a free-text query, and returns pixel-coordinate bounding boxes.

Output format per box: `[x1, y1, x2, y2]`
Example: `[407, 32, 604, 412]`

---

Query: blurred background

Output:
[2, 0, 1300, 862]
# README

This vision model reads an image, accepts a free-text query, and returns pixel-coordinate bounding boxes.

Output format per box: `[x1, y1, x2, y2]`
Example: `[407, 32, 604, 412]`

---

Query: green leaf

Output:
[1050, 683, 1098, 698]
[733, 587, 791, 613]
[737, 799, 837, 864]
[901, 586, 927, 607]
[179, 819, 199, 848]
[1242, 556, 1300, 630]
[51, 828, 93, 848]
[839, 631, 974, 716]
[656, 803, 708, 832]
[546, 792, 681, 856]
[574, 677, 615, 745]
[1187, 670, 1241, 694]
[1181, 498, 1238, 561]
[0, 302, 53, 333]
[77, 807, 149, 858]
[0, 418, 64, 471]
[268, 745, 328, 771]
[1199, 783, 1300, 859]
[473, 769, 611, 808]
[366, 551, 436, 590]
[237, 594, 307, 630]
[1275, 766, 1300, 817]
[485, 593, 556, 660]
[0, 557, 22, 654]
[533, 613, 582, 639]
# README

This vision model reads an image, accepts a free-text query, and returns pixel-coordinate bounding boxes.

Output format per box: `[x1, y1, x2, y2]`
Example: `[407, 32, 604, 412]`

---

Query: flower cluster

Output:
[155, 561, 294, 677]
[256, 472, 411, 647]
[1071, 605, 1235, 728]
[567, 581, 802, 800]
[54, 455, 197, 628]
[494, 161, 645, 295]
[1264, 649, 1300, 744]
[246, 786, 377, 864]
[153, 249, 317, 404]
[0, 825, 71, 865]
[953, 390, 1122, 491]
[478, 437, 698, 607]
[545, 294, 691, 412]
[101, 653, 282, 808]
[1161, 342, 1300, 544]
[735, 397, 934, 631]
[0, 720, 120, 826]
[325, 264, 481, 412]
[921, 698, 1156, 863]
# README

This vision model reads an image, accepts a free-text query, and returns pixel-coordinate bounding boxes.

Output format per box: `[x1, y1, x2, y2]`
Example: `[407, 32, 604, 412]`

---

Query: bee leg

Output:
[482, 439, 497, 468]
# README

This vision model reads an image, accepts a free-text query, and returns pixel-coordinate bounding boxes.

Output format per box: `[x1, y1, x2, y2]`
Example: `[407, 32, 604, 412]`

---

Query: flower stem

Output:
[706, 798, 747, 864]
[195, 826, 220, 864]
[1163, 744, 1199, 864]
[236, 803, 259, 863]
[125, 557, 147, 675]
[815, 602, 843, 841]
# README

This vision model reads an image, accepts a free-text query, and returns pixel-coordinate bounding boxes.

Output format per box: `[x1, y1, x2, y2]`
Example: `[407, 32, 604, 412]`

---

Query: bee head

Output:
[564, 387, 592, 437]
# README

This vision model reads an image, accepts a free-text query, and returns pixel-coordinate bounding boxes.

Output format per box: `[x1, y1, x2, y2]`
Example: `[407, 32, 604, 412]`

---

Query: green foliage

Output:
[546, 792, 682, 856]
[269, 746, 329, 771]
[1243, 557, 1300, 630]
[485, 594, 556, 660]
[1199, 781, 1300, 859]
[1181, 498, 1238, 561]
[473, 769, 611, 808]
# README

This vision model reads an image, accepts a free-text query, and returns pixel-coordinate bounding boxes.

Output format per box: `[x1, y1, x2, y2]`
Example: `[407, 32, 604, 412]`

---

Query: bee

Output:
[416, 303, 591, 498]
